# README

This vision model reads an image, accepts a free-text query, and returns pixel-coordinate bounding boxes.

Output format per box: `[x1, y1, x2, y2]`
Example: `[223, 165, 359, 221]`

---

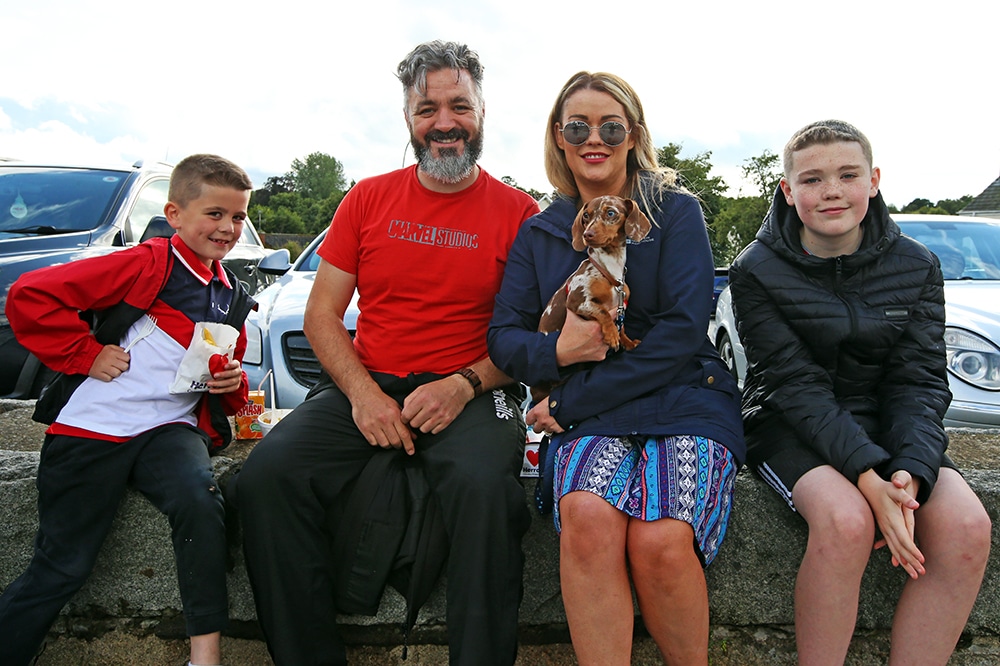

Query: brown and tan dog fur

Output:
[533, 195, 651, 400]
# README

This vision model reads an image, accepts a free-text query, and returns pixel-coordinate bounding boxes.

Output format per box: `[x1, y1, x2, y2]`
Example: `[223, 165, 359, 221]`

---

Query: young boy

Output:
[0, 154, 255, 666]
[729, 120, 991, 663]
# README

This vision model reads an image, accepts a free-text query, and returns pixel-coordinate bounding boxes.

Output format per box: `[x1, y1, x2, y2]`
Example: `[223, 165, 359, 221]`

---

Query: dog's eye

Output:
[605, 209, 618, 221]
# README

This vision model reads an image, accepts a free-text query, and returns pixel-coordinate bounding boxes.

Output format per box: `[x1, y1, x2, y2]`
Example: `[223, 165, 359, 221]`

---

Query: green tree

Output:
[656, 143, 729, 265]
[702, 150, 781, 266]
[289, 152, 347, 201]
[250, 175, 294, 208]
[268, 205, 307, 234]
[501, 176, 547, 201]
[741, 149, 782, 200]
[935, 195, 974, 215]
[902, 198, 933, 213]
[713, 196, 768, 266]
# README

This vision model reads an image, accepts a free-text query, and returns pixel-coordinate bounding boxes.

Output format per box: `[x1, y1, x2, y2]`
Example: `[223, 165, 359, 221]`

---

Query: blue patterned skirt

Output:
[553, 434, 737, 566]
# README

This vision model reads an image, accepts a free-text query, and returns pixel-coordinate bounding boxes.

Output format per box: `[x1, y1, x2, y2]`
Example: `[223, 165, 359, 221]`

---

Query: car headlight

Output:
[243, 319, 263, 365]
[944, 327, 1000, 391]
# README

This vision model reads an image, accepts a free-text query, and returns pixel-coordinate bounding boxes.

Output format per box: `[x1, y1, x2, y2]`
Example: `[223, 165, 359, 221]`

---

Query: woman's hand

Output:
[525, 399, 564, 435]
[555, 310, 609, 367]
[858, 469, 925, 578]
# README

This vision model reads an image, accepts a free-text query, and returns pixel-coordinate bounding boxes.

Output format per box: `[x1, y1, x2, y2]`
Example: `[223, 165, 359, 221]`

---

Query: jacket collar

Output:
[169, 235, 233, 287]
[757, 186, 899, 272]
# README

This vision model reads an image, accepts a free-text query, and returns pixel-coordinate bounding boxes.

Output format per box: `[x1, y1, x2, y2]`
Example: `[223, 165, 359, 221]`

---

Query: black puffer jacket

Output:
[729, 188, 951, 503]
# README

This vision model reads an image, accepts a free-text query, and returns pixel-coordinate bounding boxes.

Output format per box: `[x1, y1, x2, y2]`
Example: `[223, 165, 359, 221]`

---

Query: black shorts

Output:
[755, 445, 957, 512]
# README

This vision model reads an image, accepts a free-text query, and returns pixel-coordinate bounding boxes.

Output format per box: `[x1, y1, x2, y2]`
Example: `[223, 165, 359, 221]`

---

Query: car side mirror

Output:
[258, 248, 292, 276]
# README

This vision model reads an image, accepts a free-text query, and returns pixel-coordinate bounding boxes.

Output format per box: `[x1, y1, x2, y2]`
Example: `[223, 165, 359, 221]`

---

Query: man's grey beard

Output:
[412, 129, 484, 185]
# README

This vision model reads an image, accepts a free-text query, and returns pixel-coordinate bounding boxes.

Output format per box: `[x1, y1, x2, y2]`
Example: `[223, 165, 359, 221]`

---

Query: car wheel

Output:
[717, 330, 738, 381]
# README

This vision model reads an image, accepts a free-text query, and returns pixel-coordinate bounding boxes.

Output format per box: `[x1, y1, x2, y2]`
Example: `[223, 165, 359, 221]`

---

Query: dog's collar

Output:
[587, 254, 629, 331]
[587, 255, 622, 287]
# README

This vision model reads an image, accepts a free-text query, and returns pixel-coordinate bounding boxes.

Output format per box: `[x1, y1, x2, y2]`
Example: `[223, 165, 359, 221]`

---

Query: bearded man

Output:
[237, 40, 539, 666]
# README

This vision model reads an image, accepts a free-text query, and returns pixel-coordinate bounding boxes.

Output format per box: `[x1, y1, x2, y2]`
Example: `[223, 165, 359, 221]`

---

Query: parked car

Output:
[0, 159, 276, 398]
[712, 267, 730, 314]
[713, 283, 746, 386]
[712, 213, 1000, 429]
[243, 229, 360, 408]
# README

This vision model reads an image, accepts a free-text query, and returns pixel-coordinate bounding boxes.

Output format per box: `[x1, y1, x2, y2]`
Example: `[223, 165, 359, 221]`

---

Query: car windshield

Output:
[296, 233, 326, 271]
[0, 167, 129, 234]
[898, 220, 1000, 280]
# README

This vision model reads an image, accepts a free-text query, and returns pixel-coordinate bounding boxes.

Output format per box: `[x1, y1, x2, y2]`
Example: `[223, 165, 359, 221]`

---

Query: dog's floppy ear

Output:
[623, 199, 652, 243]
[571, 204, 588, 251]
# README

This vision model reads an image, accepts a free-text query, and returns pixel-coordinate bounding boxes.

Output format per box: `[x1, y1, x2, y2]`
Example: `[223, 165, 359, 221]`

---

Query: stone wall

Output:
[2, 401, 998, 664]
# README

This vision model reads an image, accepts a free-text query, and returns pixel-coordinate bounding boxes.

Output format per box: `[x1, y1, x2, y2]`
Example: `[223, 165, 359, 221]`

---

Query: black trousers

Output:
[237, 373, 531, 666]
[0, 423, 228, 666]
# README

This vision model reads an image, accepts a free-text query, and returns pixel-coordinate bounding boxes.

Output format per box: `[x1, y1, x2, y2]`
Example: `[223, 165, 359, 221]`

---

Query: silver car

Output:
[712, 214, 1000, 429]
[243, 229, 359, 408]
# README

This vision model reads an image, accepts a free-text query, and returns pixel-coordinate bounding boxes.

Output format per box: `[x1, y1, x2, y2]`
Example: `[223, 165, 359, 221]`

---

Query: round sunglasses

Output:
[559, 120, 631, 147]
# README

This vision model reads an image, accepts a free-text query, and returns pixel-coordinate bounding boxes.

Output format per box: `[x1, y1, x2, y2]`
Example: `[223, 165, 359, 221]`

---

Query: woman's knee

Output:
[560, 494, 627, 559]
[627, 519, 699, 575]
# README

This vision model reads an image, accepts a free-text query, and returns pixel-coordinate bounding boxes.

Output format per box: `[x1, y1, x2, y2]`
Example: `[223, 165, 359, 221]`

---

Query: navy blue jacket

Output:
[730, 189, 950, 503]
[488, 188, 744, 465]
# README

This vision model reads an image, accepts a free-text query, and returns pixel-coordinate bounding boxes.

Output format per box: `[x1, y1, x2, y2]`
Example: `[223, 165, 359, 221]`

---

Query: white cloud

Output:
[1, 0, 997, 208]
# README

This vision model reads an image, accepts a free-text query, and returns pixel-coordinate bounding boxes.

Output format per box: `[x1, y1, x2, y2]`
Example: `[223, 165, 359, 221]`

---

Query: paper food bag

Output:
[169, 322, 239, 394]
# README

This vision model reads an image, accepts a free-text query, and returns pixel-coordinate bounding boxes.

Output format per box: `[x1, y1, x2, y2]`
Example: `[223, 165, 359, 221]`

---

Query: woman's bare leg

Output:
[559, 491, 633, 666]
[628, 517, 709, 665]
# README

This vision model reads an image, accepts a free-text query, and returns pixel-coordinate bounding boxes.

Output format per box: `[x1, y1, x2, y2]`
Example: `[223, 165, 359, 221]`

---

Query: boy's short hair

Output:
[396, 40, 484, 109]
[168, 154, 253, 207]
[783, 120, 873, 177]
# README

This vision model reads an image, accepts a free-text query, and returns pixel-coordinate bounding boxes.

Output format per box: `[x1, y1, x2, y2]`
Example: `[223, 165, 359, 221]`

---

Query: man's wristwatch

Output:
[453, 367, 483, 397]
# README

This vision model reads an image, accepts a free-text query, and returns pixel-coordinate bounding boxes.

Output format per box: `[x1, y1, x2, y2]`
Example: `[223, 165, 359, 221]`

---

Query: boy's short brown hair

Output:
[168, 154, 253, 207]
[783, 120, 873, 177]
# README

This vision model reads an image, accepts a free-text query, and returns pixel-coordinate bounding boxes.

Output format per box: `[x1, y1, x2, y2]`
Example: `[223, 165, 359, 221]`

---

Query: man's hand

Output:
[555, 309, 609, 367]
[352, 385, 417, 455]
[859, 469, 925, 578]
[88, 345, 131, 382]
[207, 358, 244, 394]
[401, 375, 471, 435]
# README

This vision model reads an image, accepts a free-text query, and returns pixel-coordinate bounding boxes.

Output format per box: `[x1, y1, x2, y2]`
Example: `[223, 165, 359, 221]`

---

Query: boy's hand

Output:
[208, 358, 243, 394]
[89, 345, 131, 382]
[859, 469, 925, 578]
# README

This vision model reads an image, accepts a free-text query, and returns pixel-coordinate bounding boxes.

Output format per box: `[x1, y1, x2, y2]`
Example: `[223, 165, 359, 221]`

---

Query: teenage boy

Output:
[0, 154, 256, 666]
[729, 120, 991, 663]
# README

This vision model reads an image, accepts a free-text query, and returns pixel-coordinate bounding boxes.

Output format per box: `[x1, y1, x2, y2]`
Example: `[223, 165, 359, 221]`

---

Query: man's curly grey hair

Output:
[396, 40, 485, 108]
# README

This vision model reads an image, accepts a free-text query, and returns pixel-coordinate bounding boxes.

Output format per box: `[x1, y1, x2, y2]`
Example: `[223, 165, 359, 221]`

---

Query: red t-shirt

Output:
[318, 166, 539, 376]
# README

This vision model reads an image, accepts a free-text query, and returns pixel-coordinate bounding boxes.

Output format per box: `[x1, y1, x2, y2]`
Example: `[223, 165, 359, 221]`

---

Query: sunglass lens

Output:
[600, 122, 627, 146]
[563, 121, 590, 145]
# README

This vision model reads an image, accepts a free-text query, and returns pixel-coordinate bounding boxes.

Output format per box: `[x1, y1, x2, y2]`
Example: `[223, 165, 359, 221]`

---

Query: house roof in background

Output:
[960, 175, 1000, 217]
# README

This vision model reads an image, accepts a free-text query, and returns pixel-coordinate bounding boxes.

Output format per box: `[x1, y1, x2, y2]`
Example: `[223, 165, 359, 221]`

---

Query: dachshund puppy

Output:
[532, 195, 651, 401]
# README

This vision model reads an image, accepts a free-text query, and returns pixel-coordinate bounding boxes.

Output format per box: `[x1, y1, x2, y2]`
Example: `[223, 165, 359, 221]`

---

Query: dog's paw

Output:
[619, 332, 640, 350]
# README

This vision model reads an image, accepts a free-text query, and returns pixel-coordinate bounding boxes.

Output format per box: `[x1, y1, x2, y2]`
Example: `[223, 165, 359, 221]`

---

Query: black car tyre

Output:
[717, 330, 739, 381]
